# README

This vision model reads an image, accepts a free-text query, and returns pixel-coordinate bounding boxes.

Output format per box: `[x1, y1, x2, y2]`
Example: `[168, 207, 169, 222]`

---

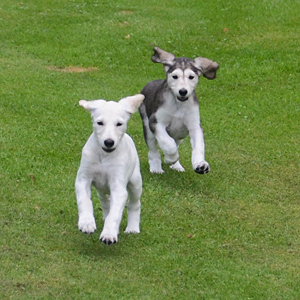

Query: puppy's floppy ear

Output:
[119, 94, 145, 114]
[79, 100, 105, 112]
[151, 47, 176, 67]
[193, 57, 219, 80]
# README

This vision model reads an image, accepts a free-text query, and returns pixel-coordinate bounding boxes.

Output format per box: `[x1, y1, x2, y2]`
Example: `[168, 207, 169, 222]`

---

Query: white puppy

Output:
[75, 94, 144, 245]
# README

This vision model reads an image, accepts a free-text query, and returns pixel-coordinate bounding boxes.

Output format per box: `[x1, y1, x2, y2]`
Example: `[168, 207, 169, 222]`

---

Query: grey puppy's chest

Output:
[166, 119, 189, 140]
[158, 98, 194, 140]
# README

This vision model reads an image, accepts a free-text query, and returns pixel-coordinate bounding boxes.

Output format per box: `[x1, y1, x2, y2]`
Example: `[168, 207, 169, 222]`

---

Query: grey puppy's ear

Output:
[193, 57, 219, 80]
[151, 47, 176, 66]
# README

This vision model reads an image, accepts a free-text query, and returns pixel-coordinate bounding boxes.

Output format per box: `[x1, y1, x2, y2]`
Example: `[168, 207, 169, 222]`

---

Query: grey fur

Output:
[139, 47, 219, 174]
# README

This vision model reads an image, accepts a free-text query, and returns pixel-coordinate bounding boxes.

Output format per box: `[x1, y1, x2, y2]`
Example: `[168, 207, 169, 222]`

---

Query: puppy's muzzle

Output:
[177, 88, 188, 102]
[103, 139, 115, 153]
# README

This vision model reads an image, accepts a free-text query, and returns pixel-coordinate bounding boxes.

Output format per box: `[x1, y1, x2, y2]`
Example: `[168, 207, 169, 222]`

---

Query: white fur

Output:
[167, 68, 199, 100]
[75, 94, 144, 245]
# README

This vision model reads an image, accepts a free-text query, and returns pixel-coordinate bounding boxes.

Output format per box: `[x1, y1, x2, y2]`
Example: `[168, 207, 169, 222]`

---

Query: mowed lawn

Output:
[0, 0, 299, 299]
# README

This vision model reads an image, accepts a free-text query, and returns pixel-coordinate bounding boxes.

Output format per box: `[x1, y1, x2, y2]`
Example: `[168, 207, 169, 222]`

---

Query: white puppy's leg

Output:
[100, 187, 128, 245]
[190, 127, 210, 174]
[98, 192, 110, 220]
[75, 176, 97, 234]
[125, 171, 142, 233]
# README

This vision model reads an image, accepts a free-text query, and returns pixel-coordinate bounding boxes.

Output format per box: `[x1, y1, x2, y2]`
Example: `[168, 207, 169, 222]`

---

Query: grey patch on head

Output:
[167, 57, 200, 76]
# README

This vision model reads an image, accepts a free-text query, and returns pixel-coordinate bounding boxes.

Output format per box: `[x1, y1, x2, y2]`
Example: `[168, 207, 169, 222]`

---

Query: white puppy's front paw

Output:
[100, 231, 118, 245]
[78, 215, 97, 234]
[193, 161, 210, 174]
[170, 161, 185, 172]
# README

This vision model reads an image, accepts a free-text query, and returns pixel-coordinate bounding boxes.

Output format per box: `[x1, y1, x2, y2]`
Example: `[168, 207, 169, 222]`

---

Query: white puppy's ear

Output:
[79, 100, 90, 110]
[79, 100, 105, 112]
[151, 47, 175, 67]
[119, 94, 145, 114]
[193, 57, 219, 80]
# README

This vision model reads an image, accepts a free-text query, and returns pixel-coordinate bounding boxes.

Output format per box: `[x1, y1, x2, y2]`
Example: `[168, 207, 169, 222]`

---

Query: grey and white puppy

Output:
[139, 47, 219, 174]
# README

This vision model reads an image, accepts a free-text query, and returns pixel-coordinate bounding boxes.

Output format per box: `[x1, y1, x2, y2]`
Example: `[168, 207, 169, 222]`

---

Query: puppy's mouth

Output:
[177, 96, 189, 102]
[102, 147, 115, 153]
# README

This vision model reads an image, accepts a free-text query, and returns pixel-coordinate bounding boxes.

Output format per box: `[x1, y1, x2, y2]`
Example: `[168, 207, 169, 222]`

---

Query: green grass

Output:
[1, 0, 300, 299]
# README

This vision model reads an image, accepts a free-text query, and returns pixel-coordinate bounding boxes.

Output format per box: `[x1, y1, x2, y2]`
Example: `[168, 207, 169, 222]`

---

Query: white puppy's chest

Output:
[91, 161, 111, 189]
[82, 134, 136, 190]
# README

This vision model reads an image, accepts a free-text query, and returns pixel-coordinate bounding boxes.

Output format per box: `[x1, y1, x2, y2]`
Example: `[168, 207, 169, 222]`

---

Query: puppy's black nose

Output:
[104, 139, 114, 148]
[179, 88, 187, 96]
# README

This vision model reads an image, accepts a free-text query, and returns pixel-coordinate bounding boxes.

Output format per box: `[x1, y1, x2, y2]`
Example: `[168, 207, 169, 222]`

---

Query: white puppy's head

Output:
[79, 94, 144, 153]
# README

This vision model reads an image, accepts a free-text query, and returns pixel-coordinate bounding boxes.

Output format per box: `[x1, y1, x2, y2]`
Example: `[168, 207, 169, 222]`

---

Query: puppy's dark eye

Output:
[97, 121, 103, 126]
[172, 75, 178, 79]
[116, 123, 123, 127]
[189, 75, 194, 80]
